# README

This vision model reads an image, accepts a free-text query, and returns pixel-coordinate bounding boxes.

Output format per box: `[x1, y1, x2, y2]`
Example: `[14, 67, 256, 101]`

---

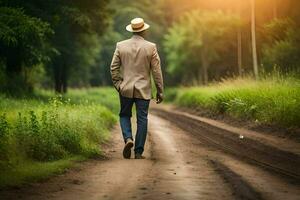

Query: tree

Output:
[164, 10, 240, 85]
[236, 1, 243, 76]
[0, 0, 110, 93]
[262, 18, 300, 72]
[0, 7, 53, 93]
[47, 0, 110, 93]
[94, 29, 122, 86]
[164, 24, 190, 83]
[251, 0, 259, 79]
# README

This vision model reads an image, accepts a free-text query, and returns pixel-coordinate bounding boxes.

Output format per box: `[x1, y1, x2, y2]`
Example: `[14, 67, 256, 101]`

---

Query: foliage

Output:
[0, 88, 118, 188]
[0, 7, 52, 49]
[262, 18, 300, 72]
[0, 97, 116, 163]
[92, 28, 123, 86]
[0, 0, 110, 94]
[163, 24, 189, 81]
[164, 10, 240, 85]
[0, 7, 53, 94]
[169, 76, 300, 128]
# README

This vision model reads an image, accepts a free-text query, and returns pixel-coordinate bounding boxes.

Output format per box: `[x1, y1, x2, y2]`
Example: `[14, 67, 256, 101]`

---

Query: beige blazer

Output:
[110, 35, 164, 100]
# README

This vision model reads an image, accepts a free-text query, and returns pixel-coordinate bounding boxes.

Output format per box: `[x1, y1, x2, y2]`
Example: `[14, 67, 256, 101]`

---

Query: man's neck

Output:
[132, 34, 144, 40]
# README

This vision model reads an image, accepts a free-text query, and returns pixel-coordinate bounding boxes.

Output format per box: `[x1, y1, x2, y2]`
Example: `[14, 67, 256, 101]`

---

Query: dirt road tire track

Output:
[210, 160, 263, 200]
[152, 108, 300, 183]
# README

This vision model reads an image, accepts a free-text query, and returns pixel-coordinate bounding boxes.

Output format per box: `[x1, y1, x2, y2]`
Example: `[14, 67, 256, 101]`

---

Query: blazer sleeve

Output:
[110, 43, 122, 91]
[150, 44, 164, 95]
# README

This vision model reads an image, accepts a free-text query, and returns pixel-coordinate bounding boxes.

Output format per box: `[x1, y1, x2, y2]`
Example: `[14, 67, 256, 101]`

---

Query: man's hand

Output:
[156, 93, 163, 104]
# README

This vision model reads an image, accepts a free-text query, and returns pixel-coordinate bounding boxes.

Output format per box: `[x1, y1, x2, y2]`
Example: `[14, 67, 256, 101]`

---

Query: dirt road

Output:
[1, 106, 300, 200]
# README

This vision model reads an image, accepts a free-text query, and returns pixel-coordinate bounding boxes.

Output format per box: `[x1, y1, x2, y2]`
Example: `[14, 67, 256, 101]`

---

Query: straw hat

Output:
[126, 18, 150, 32]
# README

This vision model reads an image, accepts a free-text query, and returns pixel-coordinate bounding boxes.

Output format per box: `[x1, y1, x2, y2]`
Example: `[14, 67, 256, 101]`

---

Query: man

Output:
[110, 18, 164, 159]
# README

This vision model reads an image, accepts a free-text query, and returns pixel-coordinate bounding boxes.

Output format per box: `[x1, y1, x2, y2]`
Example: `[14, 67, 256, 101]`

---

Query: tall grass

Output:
[167, 76, 300, 128]
[0, 88, 119, 188]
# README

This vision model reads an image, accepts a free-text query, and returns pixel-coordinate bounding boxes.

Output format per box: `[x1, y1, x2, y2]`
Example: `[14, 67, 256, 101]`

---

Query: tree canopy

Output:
[0, 0, 299, 94]
[0, 0, 110, 94]
[164, 10, 240, 84]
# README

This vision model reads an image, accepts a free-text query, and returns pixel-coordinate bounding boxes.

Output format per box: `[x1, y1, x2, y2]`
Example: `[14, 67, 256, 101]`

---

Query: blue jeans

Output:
[119, 94, 150, 155]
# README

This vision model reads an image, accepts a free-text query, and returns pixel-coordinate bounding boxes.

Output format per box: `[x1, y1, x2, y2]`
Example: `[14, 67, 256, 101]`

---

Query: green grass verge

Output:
[166, 76, 300, 129]
[0, 155, 85, 188]
[0, 87, 119, 188]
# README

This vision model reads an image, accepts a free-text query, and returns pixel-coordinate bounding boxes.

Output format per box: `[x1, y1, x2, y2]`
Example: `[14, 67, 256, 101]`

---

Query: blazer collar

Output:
[131, 35, 145, 40]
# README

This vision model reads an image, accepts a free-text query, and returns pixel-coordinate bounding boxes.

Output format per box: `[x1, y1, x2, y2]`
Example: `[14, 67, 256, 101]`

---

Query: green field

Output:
[166, 76, 300, 129]
[0, 88, 119, 188]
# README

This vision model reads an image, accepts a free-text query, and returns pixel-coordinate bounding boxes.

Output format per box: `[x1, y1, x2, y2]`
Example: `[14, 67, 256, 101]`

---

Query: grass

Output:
[0, 156, 85, 188]
[0, 87, 119, 188]
[166, 76, 300, 129]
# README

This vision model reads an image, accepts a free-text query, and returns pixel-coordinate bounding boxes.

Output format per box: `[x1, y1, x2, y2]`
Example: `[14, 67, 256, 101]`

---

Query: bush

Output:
[0, 92, 117, 164]
[0, 88, 118, 188]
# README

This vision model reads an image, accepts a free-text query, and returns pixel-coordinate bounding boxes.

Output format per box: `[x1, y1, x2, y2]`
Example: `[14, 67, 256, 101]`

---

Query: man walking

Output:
[110, 18, 164, 159]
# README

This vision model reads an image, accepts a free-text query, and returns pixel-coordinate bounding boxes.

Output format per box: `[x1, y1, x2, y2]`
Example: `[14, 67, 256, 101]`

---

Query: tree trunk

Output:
[62, 61, 68, 93]
[237, 2, 243, 76]
[54, 59, 63, 93]
[251, 0, 259, 79]
[197, 66, 202, 85]
[6, 48, 22, 74]
[54, 57, 68, 94]
[200, 49, 209, 85]
[237, 29, 243, 76]
[54, 70, 63, 93]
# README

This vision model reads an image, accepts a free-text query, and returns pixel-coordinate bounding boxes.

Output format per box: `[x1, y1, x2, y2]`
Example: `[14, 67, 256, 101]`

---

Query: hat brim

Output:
[126, 23, 150, 32]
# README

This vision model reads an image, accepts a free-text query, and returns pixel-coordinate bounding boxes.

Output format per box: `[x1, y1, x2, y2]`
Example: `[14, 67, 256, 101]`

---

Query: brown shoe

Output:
[135, 153, 145, 159]
[123, 139, 133, 159]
